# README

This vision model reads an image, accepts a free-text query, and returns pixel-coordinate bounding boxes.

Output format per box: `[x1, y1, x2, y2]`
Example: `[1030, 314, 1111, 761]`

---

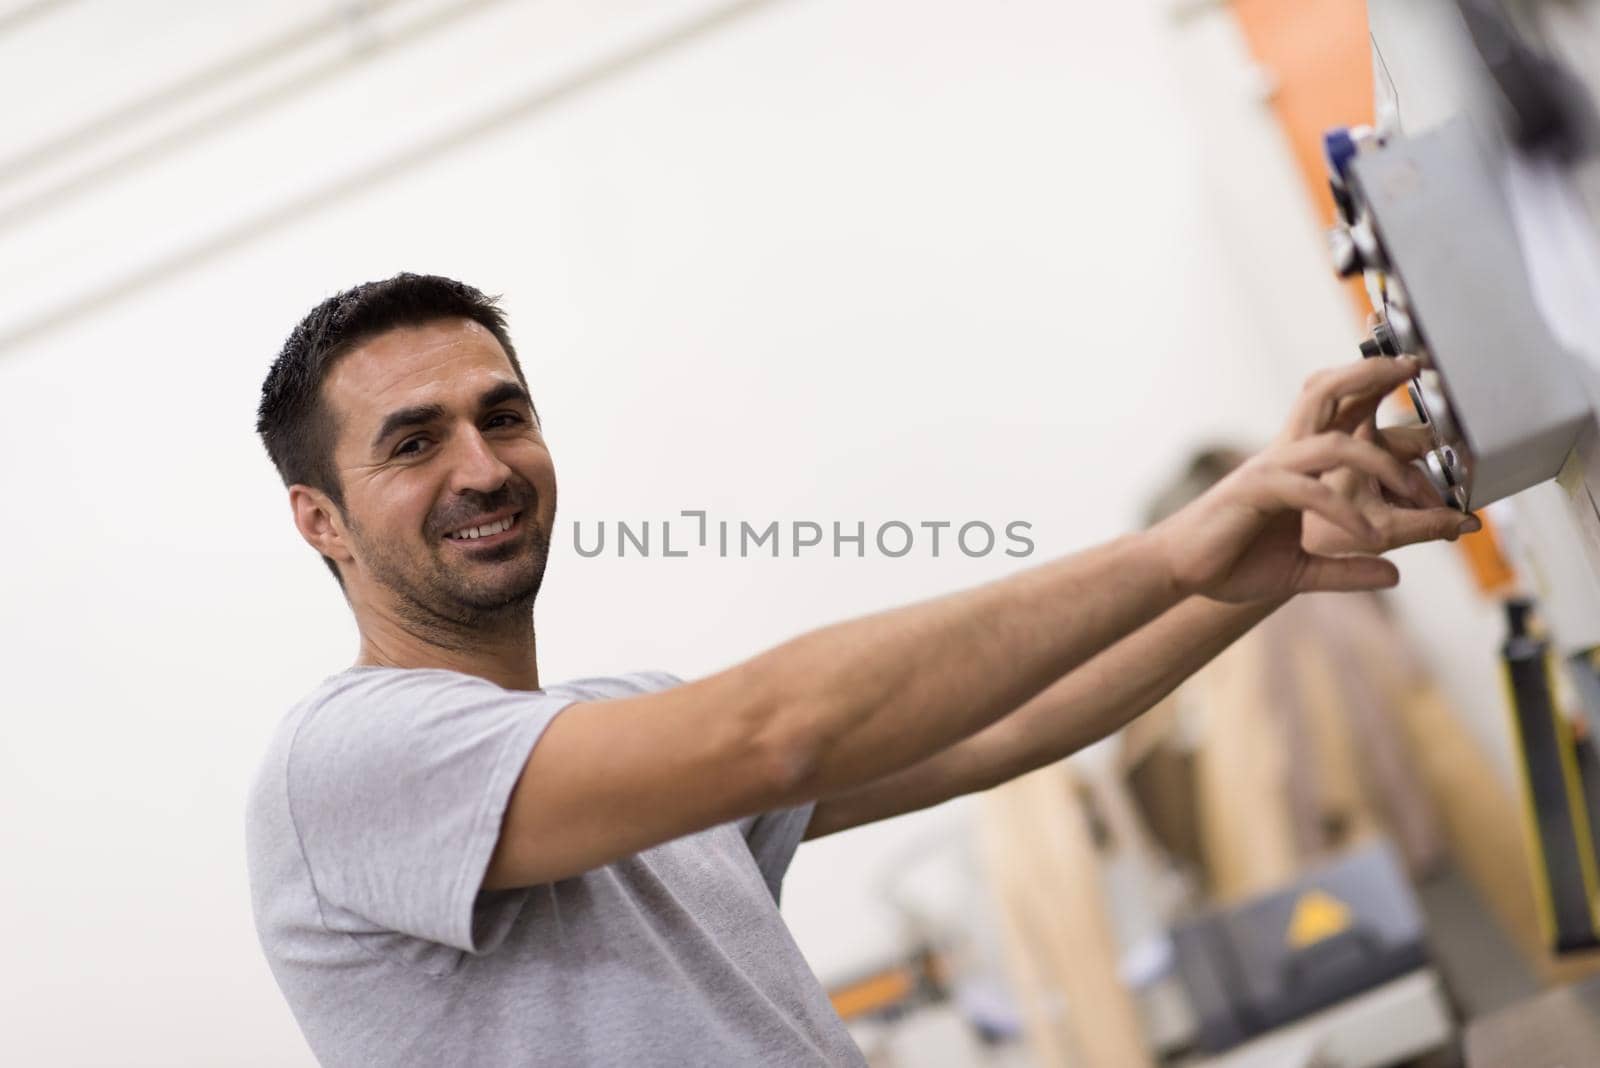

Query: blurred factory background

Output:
[4, 0, 1593, 1065]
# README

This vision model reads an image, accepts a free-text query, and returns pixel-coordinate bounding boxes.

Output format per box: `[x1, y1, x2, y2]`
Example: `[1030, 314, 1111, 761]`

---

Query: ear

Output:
[289, 485, 355, 567]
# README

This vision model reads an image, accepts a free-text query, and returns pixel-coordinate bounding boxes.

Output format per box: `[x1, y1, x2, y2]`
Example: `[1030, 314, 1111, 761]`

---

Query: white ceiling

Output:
[0, 0, 345, 160]
[0, 0, 768, 350]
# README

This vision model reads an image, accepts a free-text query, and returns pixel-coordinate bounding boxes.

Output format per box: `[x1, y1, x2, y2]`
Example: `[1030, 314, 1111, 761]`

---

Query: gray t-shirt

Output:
[245, 666, 864, 1066]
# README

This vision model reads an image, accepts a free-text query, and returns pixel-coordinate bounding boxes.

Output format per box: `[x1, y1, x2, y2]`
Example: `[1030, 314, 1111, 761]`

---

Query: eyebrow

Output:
[479, 380, 533, 414]
[370, 403, 445, 452]
[369, 381, 535, 452]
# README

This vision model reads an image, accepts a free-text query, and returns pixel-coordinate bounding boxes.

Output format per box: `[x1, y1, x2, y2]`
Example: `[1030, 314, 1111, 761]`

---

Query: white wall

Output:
[0, 1, 1496, 1064]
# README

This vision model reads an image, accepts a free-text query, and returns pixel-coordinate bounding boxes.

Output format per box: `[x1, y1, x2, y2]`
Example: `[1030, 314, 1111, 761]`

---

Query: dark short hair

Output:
[256, 273, 529, 583]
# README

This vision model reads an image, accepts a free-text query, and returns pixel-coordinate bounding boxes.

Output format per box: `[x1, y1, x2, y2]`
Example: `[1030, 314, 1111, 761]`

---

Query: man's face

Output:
[321, 319, 556, 625]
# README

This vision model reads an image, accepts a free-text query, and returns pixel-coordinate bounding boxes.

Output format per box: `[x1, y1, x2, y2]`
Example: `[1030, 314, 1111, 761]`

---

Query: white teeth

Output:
[448, 515, 515, 541]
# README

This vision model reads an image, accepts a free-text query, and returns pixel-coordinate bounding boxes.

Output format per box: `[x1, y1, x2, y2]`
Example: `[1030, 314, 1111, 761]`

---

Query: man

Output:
[246, 273, 1475, 1065]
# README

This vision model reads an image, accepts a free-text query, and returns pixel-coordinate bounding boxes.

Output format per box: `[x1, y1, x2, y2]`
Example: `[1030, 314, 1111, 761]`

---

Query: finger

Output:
[1373, 426, 1447, 505]
[1329, 387, 1387, 435]
[1284, 356, 1421, 439]
[1296, 554, 1401, 593]
[1247, 468, 1378, 547]
[1333, 376, 1418, 435]
[1395, 463, 1447, 508]
[1280, 432, 1431, 506]
[1374, 424, 1437, 463]
[1378, 506, 1482, 550]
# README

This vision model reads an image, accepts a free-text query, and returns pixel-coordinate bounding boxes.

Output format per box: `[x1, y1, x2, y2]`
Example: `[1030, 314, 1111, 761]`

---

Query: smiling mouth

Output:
[444, 511, 521, 543]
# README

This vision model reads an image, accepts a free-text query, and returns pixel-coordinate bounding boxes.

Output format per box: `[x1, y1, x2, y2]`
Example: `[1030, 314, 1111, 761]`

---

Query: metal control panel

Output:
[1321, 0, 1600, 513]
[1329, 114, 1589, 510]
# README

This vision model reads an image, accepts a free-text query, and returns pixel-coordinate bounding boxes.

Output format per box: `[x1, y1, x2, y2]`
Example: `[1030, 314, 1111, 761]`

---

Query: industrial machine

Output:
[1326, 2, 1600, 1062]
[1171, 842, 1447, 1062]
[1327, 1, 1600, 518]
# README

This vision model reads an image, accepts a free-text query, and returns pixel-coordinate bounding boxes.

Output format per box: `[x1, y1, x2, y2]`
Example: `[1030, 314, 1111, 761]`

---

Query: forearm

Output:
[977, 594, 1281, 780]
[735, 531, 1184, 800]
[802, 594, 1279, 838]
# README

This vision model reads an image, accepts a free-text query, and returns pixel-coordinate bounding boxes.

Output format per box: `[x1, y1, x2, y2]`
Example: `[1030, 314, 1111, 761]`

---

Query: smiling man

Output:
[245, 273, 1476, 1066]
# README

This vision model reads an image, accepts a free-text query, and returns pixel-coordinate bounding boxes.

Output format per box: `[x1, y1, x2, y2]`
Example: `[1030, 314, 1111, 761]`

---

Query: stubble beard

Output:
[353, 512, 552, 649]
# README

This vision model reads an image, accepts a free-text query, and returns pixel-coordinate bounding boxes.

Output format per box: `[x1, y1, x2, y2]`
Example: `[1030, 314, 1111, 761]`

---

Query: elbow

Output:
[749, 706, 825, 807]
[728, 673, 827, 806]
[718, 654, 839, 807]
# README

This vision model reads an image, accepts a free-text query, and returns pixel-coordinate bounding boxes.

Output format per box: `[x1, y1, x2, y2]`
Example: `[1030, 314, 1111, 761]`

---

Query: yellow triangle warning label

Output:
[1287, 889, 1352, 948]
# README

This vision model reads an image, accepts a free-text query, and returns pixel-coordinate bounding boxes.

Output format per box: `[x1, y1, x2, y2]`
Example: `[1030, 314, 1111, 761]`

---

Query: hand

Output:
[1300, 419, 1478, 557]
[1151, 357, 1476, 603]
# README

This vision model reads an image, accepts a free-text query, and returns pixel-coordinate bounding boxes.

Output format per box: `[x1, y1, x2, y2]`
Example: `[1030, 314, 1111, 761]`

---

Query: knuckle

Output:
[1354, 434, 1384, 455]
[1300, 432, 1339, 459]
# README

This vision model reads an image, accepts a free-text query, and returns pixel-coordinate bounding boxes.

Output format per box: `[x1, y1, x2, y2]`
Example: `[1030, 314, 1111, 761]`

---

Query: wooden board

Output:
[979, 764, 1154, 1068]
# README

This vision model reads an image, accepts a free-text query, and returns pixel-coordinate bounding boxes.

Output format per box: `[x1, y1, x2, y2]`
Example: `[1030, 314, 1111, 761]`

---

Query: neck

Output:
[353, 593, 542, 692]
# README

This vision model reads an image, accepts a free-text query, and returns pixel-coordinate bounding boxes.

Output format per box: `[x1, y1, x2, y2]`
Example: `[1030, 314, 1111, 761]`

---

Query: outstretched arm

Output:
[486, 530, 1187, 887]
[485, 357, 1460, 888]
[803, 371, 1477, 840]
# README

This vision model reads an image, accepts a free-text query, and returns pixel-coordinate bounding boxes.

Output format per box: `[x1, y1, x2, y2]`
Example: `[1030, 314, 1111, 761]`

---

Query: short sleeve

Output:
[738, 804, 816, 904]
[286, 669, 574, 956]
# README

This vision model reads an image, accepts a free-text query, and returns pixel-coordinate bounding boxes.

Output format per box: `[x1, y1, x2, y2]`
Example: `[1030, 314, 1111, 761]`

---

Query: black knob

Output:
[1359, 319, 1402, 358]
[1328, 226, 1362, 278]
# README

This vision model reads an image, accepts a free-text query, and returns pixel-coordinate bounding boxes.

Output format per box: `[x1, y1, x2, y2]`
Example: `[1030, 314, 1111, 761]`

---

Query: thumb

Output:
[1381, 506, 1477, 550]
[1296, 554, 1401, 593]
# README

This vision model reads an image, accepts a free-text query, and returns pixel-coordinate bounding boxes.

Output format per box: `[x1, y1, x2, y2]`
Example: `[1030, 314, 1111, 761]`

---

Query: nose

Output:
[448, 425, 515, 497]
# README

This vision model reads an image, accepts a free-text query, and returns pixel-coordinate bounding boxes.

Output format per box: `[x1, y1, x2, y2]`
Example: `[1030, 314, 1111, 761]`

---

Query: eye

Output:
[394, 436, 432, 458]
[484, 412, 523, 430]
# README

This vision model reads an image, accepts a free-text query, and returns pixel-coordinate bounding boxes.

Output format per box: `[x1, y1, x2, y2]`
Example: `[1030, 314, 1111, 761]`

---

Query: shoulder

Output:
[286, 667, 683, 761]
[552, 669, 685, 699]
